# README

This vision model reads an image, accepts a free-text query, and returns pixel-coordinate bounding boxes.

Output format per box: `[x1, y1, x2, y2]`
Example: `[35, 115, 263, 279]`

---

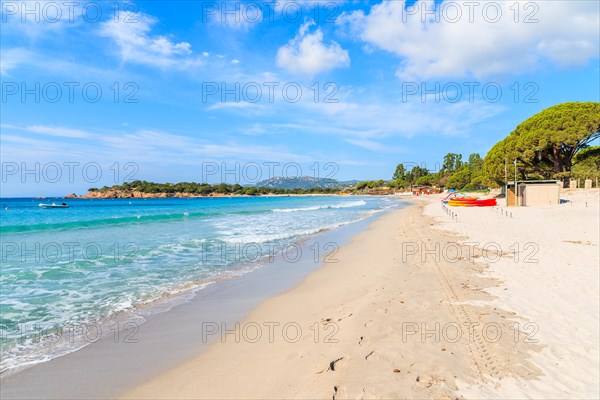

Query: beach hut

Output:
[410, 186, 442, 195]
[506, 180, 560, 206]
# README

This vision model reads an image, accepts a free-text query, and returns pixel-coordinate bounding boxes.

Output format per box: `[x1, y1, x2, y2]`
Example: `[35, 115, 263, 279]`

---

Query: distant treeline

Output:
[89, 181, 343, 196]
[355, 152, 485, 192]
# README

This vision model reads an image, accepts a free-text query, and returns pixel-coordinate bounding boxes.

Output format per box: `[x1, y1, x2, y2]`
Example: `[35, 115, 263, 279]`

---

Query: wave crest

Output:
[273, 200, 366, 213]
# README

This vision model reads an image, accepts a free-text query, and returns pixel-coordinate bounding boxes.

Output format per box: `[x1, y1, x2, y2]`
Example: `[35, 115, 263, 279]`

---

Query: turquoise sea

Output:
[0, 195, 395, 373]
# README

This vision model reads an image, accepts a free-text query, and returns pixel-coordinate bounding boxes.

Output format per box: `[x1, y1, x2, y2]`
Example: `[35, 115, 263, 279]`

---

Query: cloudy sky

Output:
[1, 0, 599, 196]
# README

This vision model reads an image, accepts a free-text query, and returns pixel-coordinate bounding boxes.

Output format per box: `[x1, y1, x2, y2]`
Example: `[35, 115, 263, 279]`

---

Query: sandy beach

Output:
[123, 189, 599, 399]
[4, 0, 598, 396]
[426, 189, 600, 398]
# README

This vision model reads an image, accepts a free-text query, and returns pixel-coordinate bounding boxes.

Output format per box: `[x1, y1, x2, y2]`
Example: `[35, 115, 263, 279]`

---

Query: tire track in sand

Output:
[410, 207, 500, 382]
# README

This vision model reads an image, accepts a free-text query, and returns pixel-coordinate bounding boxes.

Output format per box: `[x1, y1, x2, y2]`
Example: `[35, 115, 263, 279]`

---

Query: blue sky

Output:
[1, 0, 599, 196]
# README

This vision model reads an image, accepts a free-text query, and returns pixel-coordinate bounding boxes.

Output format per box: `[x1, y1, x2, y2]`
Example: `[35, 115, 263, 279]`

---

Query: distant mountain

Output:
[255, 176, 356, 190]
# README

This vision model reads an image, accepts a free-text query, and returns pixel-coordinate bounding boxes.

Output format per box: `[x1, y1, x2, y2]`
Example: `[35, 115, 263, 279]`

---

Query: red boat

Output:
[447, 198, 497, 207]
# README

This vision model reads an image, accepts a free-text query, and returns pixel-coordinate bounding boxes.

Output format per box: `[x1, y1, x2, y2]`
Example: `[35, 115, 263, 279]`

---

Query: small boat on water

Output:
[39, 202, 69, 209]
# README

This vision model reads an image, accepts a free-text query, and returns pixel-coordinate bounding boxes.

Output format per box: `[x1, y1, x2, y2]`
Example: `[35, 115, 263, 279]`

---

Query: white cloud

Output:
[2, 124, 310, 166]
[231, 59, 240, 64]
[98, 130, 200, 158]
[276, 20, 350, 75]
[200, 79, 504, 147]
[241, 123, 268, 136]
[340, 0, 599, 79]
[0, 47, 134, 80]
[26, 125, 90, 138]
[0, 0, 86, 38]
[0, 124, 90, 138]
[0, 48, 31, 76]
[206, 102, 264, 111]
[82, 128, 310, 163]
[99, 13, 201, 69]
[297, 98, 503, 141]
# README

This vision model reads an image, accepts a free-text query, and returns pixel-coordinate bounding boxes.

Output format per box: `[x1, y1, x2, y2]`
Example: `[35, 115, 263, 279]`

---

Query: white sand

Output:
[424, 189, 600, 398]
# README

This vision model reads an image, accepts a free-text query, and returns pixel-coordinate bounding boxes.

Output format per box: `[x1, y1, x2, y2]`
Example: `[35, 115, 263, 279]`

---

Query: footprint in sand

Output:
[322, 313, 353, 324]
[337, 313, 353, 322]
[328, 357, 344, 371]
[332, 385, 346, 400]
[316, 357, 345, 374]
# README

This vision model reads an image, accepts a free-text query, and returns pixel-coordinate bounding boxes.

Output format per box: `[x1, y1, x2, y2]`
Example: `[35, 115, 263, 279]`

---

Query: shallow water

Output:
[0, 195, 394, 373]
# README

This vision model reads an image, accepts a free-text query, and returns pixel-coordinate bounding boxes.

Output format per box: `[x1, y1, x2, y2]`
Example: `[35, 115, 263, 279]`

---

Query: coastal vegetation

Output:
[384, 102, 600, 191]
[483, 102, 600, 185]
[382, 152, 486, 191]
[86, 180, 342, 198]
[571, 146, 600, 181]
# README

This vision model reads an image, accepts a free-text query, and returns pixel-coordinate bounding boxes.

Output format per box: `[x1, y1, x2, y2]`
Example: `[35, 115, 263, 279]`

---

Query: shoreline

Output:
[2, 190, 598, 399]
[124, 190, 599, 399]
[0, 201, 401, 399]
[122, 199, 536, 399]
[0, 195, 389, 377]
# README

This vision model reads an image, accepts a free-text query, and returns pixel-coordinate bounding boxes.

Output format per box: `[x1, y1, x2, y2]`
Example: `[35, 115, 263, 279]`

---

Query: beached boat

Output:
[39, 203, 69, 209]
[447, 198, 497, 207]
[442, 193, 477, 203]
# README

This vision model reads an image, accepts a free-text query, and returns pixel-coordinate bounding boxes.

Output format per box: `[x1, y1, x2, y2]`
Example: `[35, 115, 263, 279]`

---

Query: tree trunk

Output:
[564, 157, 572, 172]
[553, 147, 562, 173]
